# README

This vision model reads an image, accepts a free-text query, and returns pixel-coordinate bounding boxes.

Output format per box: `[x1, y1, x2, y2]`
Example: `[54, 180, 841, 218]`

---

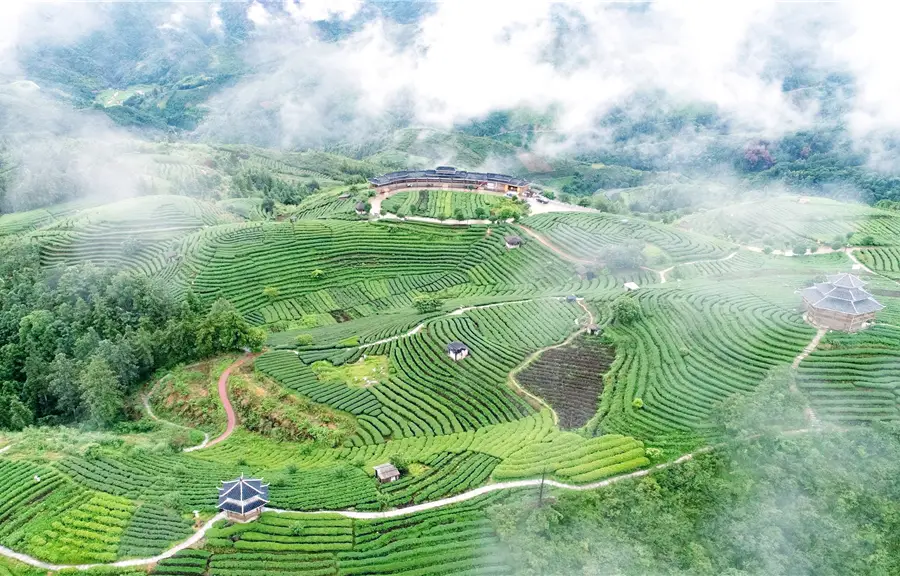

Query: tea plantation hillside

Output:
[678, 195, 900, 250]
[0, 193, 899, 574]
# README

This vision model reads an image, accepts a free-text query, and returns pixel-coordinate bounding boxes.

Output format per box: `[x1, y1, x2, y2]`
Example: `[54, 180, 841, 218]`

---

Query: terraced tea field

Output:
[595, 281, 818, 439]
[522, 211, 733, 264]
[381, 189, 521, 220]
[517, 334, 616, 429]
[2, 190, 899, 574]
[797, 324, 900, 423]
[679, 195, 900, 248]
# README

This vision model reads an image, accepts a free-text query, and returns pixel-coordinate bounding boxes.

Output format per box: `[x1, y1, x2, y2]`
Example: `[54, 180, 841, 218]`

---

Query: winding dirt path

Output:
[516, 225, 594, 265]
[791, 327, 827, 427]
[142, 392, 210, 453]
[207, 354, 256, 449]
[507, 299, 594, 422]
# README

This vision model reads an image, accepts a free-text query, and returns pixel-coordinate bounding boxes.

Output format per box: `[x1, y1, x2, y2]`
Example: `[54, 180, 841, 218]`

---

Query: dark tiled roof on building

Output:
[802, 273, 884, 315]
[504, 235, 523, 246]
[369, 168, 528, 187]
[447, 341, 468, 354]
[355, 202, 367, 211]
[218, 476, 269, 515]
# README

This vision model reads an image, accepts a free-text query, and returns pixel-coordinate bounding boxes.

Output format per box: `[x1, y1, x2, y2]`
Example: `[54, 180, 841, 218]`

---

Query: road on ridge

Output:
[207, 353, 256, 448]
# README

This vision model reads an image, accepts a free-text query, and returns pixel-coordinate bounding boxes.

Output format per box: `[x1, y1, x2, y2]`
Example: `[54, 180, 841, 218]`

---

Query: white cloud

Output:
[203, 0, 826, 152]
[284, 0, 363, 22]
[247, 1, 271, 27]
[210, 3, 224, 35]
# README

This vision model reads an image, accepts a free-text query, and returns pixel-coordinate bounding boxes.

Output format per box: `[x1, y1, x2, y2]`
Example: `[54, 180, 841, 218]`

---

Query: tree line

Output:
[0, 244, 264, 430]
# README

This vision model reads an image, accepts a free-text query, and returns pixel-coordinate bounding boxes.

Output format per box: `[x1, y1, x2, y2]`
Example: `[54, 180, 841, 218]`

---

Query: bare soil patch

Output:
[517, 334, 615, 429]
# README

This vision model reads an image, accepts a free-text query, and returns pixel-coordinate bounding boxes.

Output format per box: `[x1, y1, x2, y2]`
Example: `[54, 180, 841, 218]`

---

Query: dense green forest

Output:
[492, 427, 900, 576]
[0, 244, 263, 429]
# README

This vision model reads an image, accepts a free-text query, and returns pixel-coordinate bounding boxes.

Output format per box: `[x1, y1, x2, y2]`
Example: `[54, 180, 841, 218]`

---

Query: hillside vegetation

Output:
[1, 182, 900, 575]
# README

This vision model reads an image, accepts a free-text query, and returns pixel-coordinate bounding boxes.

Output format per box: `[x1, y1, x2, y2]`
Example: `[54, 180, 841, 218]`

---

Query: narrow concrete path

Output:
[0, 512, 226, 572]
[516, 225, 595, 265]
[357, 299, 536, 350]
[791, 328, 827, 427]
[646, 251, 738, 284]
[268, 447, 715, 520]
[207, 354, 256, 448]
[844, 247, 873, 273]
[0, 445, 10, 455]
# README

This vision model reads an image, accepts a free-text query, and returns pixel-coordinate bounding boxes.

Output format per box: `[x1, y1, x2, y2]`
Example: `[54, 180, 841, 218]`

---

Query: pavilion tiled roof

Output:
[802, 273, 884, 315]
[218, 476, 269, 515]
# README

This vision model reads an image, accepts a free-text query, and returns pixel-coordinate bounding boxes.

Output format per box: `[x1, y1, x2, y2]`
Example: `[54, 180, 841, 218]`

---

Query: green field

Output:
[1, 191, 899, 574]
[381, 190, 526, 220]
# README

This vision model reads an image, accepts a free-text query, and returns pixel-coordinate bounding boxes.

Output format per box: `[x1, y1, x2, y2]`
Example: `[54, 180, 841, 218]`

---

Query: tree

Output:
[311, 269, 325, 279]
[295, 334, 313, 346]
[612, 297, 642, 325]
[413, 294, 444, 314]
[390, 453, 410, 474]
[196, 299, 265, 356]
[454, 208, 465, 221]
[600, 241, 645, 270]
[792, 242, 809, 256]
[0, 381, 32, 430]
[474, 207, 487, 219]
[79, 356, 123, 427]
[262, 286, 280, 301]
[262, 197, 275, 214]
[47, 353, 81, 418]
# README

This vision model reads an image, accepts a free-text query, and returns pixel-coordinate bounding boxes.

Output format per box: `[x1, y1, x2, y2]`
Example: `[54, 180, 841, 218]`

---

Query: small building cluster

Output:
[369, 167, 530, 196]
[218, 476, 269, 523]
[447, 341, 469, 361]
[801, 272, 883, 332]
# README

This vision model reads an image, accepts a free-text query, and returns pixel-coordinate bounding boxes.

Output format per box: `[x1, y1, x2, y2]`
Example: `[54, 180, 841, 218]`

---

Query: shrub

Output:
[295, 334, 313, 346]
[390, 453, 410, 474]
[413, 294, 443, 314]
[262, 286, 280, 301]
[632, 397, 644, 409]
[612, 297, 642, 325]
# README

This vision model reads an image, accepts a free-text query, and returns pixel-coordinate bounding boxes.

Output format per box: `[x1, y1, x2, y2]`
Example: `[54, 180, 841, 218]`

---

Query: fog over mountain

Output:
[2, 1, 900, 210]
